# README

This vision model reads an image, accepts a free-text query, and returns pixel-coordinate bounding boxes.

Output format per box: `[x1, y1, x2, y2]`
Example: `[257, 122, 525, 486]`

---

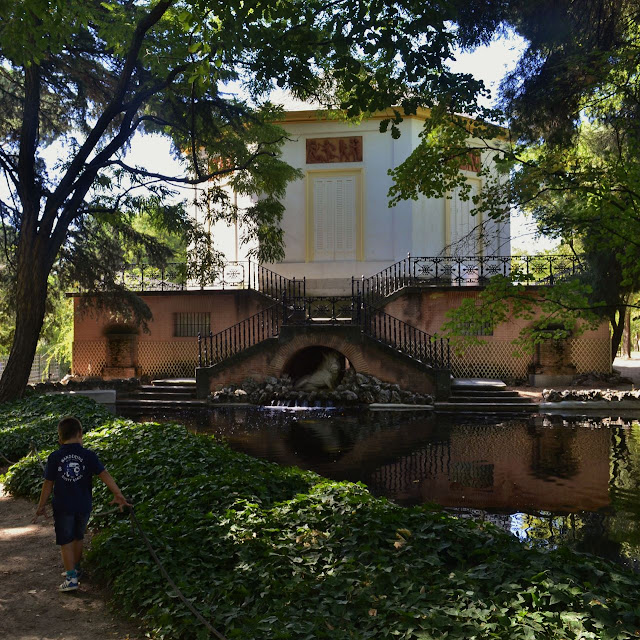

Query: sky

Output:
[446, 34, 557, 252]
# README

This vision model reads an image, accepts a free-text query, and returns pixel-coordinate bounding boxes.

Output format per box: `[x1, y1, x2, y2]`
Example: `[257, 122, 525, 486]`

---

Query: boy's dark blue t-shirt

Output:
[44, 443, 105, 514]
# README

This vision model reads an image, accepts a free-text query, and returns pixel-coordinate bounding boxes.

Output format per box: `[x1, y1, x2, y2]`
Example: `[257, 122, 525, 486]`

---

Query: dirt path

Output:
[612, 353, 640, 386]
[0, 483, 144, 640]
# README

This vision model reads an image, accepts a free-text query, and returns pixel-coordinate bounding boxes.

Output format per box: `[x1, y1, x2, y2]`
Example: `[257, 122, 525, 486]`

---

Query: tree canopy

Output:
[0, 0, 505, 399]
[389, 0, 640, 358]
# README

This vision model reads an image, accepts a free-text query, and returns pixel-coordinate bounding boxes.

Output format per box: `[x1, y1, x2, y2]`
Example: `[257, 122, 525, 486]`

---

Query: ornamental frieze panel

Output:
[459, 150, 481, 173]
[306, 136, 363, 164]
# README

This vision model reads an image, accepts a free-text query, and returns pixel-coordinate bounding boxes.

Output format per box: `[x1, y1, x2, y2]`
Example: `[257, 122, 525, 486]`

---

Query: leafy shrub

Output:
[6, 412, 640, 639]
[0, 394, 112, 463]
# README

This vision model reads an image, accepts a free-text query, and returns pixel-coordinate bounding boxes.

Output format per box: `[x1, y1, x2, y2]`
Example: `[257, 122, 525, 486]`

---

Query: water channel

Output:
[124, 407, 640, 570]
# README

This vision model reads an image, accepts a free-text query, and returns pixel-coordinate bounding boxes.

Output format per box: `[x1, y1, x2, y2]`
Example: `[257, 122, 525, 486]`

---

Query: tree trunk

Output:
[610, 308, 625, 365]
[623, 308, 632, 358]
[0, 244, 50, 402]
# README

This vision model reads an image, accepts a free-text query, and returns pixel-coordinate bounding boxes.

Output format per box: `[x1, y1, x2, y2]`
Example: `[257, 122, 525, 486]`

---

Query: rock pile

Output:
[571, 370, 633, 386]
[30, 376, 140, 394]
[543, 388, 640, 403]
[209, 370, 433, 406]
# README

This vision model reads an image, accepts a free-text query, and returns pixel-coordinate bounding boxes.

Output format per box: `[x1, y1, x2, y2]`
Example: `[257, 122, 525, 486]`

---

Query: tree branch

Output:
[104, 148, 278, 185]
[43, 0, 175, 227]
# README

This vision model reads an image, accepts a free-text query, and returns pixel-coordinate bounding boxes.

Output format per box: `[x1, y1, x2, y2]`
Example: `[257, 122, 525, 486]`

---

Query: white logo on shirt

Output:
[58, 453, 86, 483]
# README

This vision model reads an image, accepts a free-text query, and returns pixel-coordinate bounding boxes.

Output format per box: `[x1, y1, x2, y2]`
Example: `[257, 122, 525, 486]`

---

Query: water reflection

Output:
[127, 407, 640, 569]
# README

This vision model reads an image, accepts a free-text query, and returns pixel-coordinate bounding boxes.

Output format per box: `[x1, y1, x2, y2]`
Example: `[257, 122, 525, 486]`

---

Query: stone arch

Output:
[269, 333, 367, 378]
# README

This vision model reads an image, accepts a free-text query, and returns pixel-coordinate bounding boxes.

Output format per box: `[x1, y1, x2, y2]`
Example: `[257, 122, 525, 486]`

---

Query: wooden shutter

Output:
[334, 176, 356, 260]
[313, 178, 332, 260]
[313, 175, 356, 261]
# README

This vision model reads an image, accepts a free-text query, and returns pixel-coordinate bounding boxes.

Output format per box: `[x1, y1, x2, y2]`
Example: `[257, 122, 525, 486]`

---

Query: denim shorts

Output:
[53, 510, 91, 546]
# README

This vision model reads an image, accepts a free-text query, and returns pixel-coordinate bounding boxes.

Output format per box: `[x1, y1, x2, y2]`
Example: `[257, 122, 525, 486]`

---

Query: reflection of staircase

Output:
[118, 379, 205, 411]
[435, 379, 538, 413]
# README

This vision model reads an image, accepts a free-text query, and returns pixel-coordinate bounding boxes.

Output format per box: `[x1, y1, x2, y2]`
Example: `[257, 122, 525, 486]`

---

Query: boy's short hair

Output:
[58, 416, 83, 441]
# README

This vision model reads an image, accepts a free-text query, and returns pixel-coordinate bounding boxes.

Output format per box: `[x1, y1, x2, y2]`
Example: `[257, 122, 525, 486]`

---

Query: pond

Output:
[124, 406, 640, 570]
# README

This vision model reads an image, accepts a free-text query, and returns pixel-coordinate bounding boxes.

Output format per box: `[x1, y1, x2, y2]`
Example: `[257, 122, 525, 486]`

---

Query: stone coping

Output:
[45, 390, 116, 409]
[539, 400, 640, 416]
[208, 403, 434, 411]
[369, 403, 434, 411]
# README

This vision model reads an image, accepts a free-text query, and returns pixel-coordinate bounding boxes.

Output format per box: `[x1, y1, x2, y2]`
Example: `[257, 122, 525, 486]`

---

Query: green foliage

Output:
[36, 277, 74, 371]
[5, 398, 640, 639]
[441, 275, 602, 355]
[0, 394, 112, 462]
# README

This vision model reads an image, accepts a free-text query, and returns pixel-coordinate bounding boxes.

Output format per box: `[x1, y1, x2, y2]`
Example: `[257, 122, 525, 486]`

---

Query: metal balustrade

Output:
[81, 261, 305, 303]
[352, 254, 585, 305]
[283, 295, 358, 324]
[361, 303, 450, 369]
[198, 304, 281, 367]
[82, 255, 582, 300]
[197, 296, 450, 370]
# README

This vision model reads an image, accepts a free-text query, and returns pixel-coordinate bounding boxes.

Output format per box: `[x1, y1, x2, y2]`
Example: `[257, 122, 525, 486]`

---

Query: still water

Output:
[128, 407, 640, 569]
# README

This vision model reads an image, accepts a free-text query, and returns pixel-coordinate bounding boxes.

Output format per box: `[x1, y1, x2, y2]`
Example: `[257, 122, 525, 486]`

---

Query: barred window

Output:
[454, 320, 493, 337]
[174, 312, 210, 337]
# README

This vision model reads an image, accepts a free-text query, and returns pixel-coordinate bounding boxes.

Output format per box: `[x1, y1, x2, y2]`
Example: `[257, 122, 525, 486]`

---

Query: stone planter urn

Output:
[529, 330, 576, 387]
[103, 327, 140, 379]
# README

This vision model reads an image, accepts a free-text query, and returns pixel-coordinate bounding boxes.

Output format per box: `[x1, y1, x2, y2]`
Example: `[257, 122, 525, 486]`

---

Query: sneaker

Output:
[61, 568, 82, 579]
[59, 576, 79, 592]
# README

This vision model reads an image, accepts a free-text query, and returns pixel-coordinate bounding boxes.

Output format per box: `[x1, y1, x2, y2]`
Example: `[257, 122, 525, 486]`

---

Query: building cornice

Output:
[275, 107, 509, 139]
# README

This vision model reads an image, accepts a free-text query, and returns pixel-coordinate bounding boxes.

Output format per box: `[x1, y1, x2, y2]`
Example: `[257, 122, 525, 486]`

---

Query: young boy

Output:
[33, 416, 131, 592]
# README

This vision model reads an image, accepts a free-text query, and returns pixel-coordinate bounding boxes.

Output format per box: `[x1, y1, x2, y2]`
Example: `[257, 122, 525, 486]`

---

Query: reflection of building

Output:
[71, 109, 610, 383]
[192, 411, 612, 516]
[371, 421, 611, 512]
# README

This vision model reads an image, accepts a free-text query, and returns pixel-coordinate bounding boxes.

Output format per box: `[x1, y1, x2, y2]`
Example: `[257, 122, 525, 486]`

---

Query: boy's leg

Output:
[60, 542, 76, 571]
[73, 539, 83, 568]
[54, 510, 77, 571]
[70, 513, 90, 574]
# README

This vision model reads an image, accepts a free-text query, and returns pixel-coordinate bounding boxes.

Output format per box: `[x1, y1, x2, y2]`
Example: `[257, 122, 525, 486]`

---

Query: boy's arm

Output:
[33, 480, 54, 522]
[98, 469, 132, 511]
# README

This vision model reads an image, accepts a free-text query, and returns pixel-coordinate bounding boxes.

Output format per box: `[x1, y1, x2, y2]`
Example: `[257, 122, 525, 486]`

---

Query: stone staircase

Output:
[117, 379, 205, 412]
[435, 379, 538, 413]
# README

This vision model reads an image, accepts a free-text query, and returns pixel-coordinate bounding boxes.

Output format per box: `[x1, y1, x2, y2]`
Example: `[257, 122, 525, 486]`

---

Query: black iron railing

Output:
[256, 264, 305, 302]
[361, 303, 450, 369]
[353, 254, 586, 304]
[197, 296, 450, 370]
[86, 255, 580, 301]
[88, 260, 305, 302]
[283, 295, 359, 324]
[198, 304, 280, 367]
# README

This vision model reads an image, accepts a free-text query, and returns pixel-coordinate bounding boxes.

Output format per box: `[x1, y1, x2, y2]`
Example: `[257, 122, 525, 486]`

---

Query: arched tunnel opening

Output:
[282, 346, 352, 390]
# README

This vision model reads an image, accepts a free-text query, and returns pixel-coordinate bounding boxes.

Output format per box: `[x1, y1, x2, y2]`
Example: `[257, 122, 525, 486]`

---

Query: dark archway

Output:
[282, 346, 351, 387]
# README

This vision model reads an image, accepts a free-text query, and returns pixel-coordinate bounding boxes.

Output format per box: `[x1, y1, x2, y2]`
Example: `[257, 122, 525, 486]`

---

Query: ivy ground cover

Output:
[0, 393, 112, 462]
[4, 398, 640, 639]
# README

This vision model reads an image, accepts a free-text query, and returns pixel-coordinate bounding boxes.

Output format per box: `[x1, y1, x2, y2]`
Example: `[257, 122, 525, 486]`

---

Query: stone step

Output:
[435, 402, 538, 413]
[151, 378, 196, 387]
[125, 391, 196, 401]
[451, 378, 507, 390]
[447, 395, 534, 404]
[139, 385, 196, 395]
